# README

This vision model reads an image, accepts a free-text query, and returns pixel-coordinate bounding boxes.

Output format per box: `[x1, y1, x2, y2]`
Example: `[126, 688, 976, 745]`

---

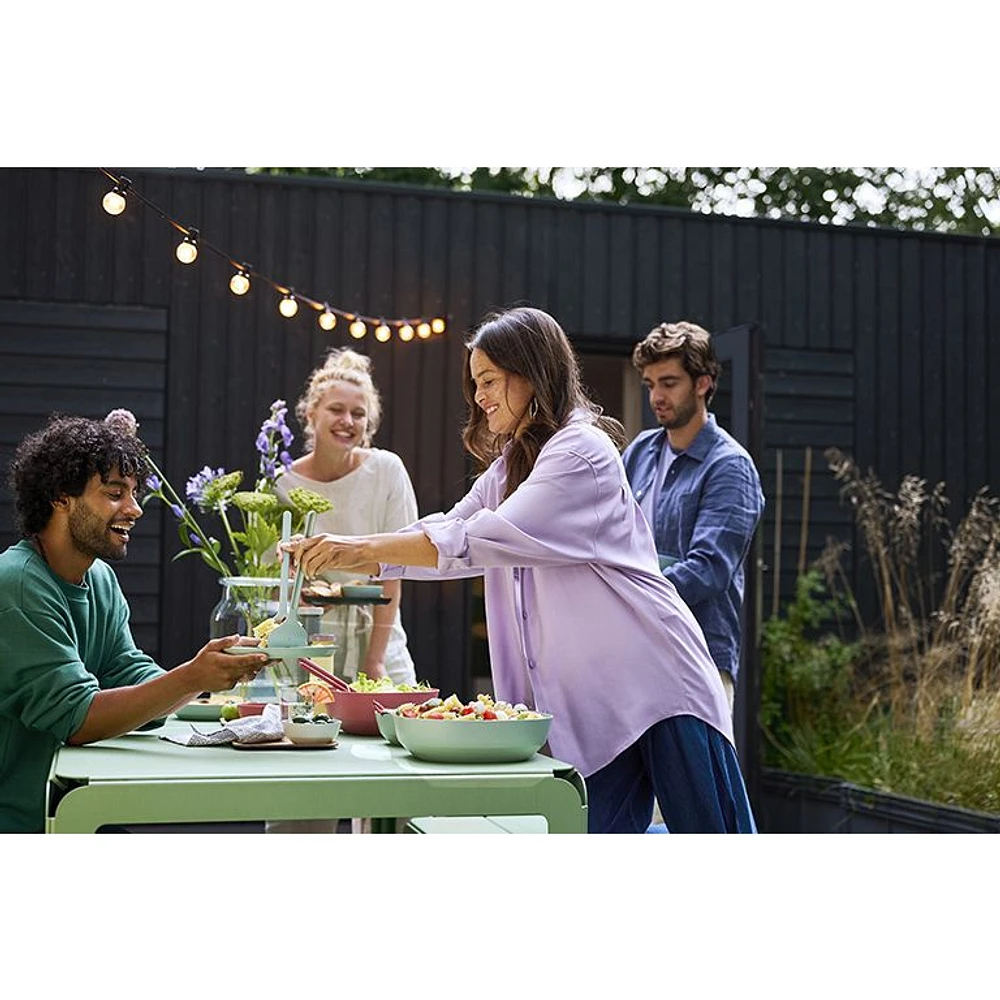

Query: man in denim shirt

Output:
[622, 322, 764, 712]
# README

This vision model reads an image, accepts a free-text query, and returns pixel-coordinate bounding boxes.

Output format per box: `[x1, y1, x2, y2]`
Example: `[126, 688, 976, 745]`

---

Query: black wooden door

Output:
[710, 322, 765, 810]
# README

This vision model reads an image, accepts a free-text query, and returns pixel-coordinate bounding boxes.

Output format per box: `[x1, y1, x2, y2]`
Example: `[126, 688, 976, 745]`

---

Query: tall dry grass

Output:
[762, 450, 1000, 812]
[821, 447, 1000, 746]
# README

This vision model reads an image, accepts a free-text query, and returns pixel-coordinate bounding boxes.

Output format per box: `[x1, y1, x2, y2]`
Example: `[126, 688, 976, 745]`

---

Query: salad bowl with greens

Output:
[328, 673, 438, 736]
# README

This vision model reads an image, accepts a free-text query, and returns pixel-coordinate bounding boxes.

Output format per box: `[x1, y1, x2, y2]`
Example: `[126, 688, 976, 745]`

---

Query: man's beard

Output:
[657, 394, 699, 430]
[68, 501, 127, 562]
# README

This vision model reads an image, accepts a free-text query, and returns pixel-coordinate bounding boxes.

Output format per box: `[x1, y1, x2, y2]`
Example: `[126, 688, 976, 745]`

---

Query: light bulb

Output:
[229, 269, 250, 295]
[431, 317, 446, 334]
[349, 319, 367, 339]
[318, 309, 337, 331]
[175, 235, 198, 264]
[279, 294, 298, 318]
[102, 188, 126, 215]
[399, 323, 414, 342]
[416, 322, 432, 339]
[375, 323, 391, 342]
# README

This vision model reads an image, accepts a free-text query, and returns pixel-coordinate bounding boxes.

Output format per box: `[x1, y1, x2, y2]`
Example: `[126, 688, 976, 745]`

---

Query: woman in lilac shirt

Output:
[285, 306, 756, 834]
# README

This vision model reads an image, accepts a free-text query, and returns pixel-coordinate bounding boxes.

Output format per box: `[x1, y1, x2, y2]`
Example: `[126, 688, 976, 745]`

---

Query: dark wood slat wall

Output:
[990, 247, 1000, 499]
[660, 216, 685, 321]
[966, 245, 988, 499]
[1, 167, 998, 695]
[875, 236, 901, 489]
[0, 299, 167, 656]
[943, 241, 967, 510]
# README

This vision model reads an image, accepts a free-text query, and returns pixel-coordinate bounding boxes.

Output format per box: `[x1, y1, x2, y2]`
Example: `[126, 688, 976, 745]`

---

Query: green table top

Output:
[51, 718, 577, 783]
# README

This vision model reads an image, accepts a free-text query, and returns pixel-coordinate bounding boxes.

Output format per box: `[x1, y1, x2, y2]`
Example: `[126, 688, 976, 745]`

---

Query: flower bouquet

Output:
[126, 401, 332, 699]
[142, 399, 330, 580]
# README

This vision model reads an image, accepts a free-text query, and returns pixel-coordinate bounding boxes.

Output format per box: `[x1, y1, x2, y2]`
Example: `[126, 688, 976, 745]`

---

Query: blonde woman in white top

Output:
[276, 348, 418, 686]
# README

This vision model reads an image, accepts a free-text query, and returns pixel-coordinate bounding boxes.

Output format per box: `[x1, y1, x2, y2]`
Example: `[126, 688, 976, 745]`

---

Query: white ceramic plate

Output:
[224, 645, 335, 660]
[340, 584, 385, 599]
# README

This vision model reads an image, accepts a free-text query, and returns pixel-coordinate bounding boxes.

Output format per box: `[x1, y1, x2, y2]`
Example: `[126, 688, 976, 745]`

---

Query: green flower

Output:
[286, 487, 333, 515]
[201, 470, 244, 509]
[232, 491, 283, 516]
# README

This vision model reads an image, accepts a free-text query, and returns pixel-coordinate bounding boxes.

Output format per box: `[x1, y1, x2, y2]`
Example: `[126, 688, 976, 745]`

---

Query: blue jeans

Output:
[585, 715, 757, 834]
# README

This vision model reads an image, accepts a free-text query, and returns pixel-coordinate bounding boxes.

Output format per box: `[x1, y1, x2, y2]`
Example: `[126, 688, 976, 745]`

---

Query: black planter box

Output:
[759, 768, 1000, 833]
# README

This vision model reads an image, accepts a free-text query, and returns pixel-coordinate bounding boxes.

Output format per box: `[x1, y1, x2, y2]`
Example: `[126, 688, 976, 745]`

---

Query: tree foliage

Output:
[251, 166, 999, 236]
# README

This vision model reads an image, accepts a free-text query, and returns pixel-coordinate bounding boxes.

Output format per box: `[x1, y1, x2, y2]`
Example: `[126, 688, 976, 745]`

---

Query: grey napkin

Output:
[163, 703, 284, 746]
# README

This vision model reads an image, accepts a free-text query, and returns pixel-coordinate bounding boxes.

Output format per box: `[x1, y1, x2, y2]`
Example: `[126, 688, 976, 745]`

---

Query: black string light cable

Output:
[98, 168, 448, 342]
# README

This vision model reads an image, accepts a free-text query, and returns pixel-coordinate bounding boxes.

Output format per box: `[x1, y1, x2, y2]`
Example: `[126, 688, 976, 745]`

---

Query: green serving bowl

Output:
[393, 714, 552, 764]
[375, 708, 401, 746]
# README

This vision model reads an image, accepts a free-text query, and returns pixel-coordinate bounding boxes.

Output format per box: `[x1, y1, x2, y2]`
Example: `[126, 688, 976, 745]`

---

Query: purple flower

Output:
[170, 503, 184, 519]
[256, 399, 296, 484]
[146, 474, 162, 492]
[186, 466, 226, 508]
[190, 533, 203, 547]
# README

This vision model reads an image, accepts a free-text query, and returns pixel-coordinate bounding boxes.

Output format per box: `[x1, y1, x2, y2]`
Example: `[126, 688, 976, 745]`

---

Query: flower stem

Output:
[217, 505, 244, 574]
[145, 454, 232, 578]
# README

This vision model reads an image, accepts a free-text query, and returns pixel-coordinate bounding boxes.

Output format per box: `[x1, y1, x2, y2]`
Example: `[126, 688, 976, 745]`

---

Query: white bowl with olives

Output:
[282, 708, 342, 746]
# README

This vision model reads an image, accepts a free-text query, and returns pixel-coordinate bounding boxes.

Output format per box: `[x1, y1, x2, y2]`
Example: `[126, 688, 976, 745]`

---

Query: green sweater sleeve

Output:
[0, 605, 102, 743]
[0, 555, 163, 743]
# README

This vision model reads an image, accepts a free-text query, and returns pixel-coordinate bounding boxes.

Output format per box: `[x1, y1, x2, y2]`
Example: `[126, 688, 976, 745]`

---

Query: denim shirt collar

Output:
[643, 412, 720, 464]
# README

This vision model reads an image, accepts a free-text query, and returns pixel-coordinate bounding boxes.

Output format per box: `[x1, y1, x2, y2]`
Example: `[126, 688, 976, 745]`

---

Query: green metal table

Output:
[45, 719, 588, 833]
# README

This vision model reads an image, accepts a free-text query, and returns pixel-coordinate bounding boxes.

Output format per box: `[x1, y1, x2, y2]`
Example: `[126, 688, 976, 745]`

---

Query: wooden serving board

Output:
[232, 738, 338, 751]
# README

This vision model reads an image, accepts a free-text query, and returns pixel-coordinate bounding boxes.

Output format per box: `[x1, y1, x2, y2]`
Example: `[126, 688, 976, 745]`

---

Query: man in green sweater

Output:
[0, 412, 269, 833]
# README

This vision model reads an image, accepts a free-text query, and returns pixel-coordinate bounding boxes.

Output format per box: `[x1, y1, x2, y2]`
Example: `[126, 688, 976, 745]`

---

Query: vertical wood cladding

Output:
[1, 167, 997, 698]
[0, 299, 167, 657]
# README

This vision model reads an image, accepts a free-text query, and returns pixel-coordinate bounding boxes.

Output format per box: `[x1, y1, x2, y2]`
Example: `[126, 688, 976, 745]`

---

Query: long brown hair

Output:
[461, 306, 626, 499]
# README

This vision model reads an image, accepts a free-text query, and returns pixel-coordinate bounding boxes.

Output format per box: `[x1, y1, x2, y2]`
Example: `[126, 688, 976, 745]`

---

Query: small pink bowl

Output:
[236, 702, 267, 718]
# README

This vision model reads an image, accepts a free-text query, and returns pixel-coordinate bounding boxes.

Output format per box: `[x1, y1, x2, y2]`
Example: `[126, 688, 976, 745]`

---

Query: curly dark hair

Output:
[462, 306, 626, 499]
[7, 414, 152, 536]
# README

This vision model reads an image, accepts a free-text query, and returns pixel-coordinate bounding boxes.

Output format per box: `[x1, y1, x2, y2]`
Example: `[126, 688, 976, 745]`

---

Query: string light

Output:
[102, 177, 130, 216]
[175, 229, 199, 265]
[318, 306, 337, 331]
[229, 267, 251, 296]
[97, 169, 447, 342]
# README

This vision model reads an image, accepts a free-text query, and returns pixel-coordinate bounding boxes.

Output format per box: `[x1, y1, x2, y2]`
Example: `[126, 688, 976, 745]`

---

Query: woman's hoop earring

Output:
[529, 397, 539, 419]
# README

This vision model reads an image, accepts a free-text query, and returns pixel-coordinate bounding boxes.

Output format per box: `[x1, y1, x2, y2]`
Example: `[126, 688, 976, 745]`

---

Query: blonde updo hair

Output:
[295, 347, 383, 451]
